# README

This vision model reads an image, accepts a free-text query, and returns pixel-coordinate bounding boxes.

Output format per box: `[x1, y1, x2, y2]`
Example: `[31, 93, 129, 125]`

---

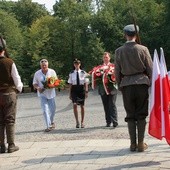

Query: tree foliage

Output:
[0, 0, 170, 84]
[11, 0, 48, 27]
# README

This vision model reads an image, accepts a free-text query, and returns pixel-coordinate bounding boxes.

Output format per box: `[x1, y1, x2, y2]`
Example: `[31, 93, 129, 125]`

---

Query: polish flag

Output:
[149, 49, 162, 140]
[159, 48, 170, 144]
[149, 48, 170, 145]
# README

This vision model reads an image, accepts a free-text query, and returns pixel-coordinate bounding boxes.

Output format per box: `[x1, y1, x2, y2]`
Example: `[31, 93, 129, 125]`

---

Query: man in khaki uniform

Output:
[115, 24, 153, 152]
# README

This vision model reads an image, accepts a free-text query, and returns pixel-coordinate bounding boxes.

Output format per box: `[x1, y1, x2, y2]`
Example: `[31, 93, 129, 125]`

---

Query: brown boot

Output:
[127, 121, 137, 152]
[130, 143, 137, 152]
[137, 119, 148, 152]
[138, 142, 148, 152]
[8, 143, 19, 153]
[6, 124, 19, 153]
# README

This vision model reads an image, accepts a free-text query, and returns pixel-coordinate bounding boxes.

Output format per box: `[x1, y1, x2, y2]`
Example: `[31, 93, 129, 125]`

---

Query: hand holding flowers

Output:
[42, 76, 66, 90]
[88, 64, 117, 95]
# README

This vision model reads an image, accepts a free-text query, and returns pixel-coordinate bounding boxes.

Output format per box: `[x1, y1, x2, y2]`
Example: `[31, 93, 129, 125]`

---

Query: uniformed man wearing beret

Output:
[115, 24, 153, 152]
[0, 38, 23, 153]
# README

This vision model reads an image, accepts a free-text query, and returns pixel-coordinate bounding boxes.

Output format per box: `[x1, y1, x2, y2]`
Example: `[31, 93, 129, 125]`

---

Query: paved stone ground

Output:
[0, 90, 170, 170]
[16, 89, 129, 142]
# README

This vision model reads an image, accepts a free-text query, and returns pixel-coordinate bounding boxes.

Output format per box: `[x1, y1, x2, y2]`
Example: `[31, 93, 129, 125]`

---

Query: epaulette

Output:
[70, 70, 74, 73]
[81, 70, 85, 74]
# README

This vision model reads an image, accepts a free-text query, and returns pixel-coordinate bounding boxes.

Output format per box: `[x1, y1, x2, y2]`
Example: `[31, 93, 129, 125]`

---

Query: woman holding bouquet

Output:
[68, 59, 89, 128]
[33, 59, 57, 132]
[98, 52, 118, 128]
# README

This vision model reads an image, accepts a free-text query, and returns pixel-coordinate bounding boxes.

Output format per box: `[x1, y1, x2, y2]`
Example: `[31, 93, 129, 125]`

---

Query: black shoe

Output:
[76, 124, 80, 128]
[113, 122, 118, 128]
[0, 145, 6, 153]
[8, 143, 19, 153]
[106, 123, 111, 127]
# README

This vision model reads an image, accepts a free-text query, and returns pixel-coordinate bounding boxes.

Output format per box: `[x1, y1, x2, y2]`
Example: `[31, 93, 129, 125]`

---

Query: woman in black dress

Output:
[68, 59, 89, 128]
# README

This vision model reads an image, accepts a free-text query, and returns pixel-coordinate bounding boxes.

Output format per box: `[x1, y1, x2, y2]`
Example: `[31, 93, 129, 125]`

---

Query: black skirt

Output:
[71, 85, 85, 105]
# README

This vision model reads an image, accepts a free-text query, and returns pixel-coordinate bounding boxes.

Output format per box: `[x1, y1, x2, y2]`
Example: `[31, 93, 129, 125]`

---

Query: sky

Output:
[32, 0, 56, 12]
[8, 0, 57, 12]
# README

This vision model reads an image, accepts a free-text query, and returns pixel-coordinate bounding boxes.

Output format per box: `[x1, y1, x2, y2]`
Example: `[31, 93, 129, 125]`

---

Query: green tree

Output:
[162, 0, 170, 67]
[11, 0, 49, 27]
[0, 0, 16, 12]
[27, 16, 55, 78]
[91, 0, 165, 57]
[52, 0, 105, 75]
[0, 10, 23, 70]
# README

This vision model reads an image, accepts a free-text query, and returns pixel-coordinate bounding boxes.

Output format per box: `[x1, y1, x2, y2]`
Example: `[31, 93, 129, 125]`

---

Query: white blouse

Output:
[68, 69, 89, 85]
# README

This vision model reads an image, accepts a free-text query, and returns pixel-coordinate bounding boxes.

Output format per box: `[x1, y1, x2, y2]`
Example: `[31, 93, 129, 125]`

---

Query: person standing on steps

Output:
[0, 38, 23, 153]
[68, 59, 89, 128]
[115, 24, 153, 152]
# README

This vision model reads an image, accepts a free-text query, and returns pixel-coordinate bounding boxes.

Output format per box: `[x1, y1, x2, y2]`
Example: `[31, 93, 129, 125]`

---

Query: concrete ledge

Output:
[22, 86, 32, 93]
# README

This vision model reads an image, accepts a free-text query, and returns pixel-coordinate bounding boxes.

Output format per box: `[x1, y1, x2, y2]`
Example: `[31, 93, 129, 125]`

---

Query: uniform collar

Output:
[126, 40, 136, 43]
[75, 69, 81, 72]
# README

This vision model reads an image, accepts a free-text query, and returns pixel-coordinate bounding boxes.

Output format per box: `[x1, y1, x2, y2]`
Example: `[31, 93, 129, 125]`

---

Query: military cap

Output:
[123, 24, 139, 36]
[73, 58, 81, 64]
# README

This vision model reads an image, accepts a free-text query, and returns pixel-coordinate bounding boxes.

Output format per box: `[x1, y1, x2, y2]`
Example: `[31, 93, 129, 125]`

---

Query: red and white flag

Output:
[149, 49, 162, 140]
[159, 48, 170, 144]
[149, 48, 170, 145]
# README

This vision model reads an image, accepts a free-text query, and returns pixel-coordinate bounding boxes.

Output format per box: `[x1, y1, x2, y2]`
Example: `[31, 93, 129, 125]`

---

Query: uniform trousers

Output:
[0, 92, 17, 145]
[121, 84, 149, 122]
[0, 92, 17, 125]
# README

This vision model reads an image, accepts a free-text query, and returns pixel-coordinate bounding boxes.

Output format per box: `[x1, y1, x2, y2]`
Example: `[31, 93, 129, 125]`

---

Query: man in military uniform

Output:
[115, 24, 153, 152]
[0, 38, 23, 153]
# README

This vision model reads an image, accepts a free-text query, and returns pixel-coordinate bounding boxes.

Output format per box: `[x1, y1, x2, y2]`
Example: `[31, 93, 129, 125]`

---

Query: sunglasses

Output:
[40, 60, 48, 63]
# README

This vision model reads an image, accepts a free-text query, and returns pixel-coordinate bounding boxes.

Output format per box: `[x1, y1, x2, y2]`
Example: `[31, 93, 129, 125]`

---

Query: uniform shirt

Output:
[68, 69, 88, 85]
[115, 42, 153, 88]
[33, 68, 57, 99]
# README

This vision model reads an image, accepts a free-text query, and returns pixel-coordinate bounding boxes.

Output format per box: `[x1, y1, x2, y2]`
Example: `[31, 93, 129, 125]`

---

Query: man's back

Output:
[115, 41, 152, 88]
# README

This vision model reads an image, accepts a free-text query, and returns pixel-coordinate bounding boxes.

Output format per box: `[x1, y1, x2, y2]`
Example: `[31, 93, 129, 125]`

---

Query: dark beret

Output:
[124, 24, 139, 36]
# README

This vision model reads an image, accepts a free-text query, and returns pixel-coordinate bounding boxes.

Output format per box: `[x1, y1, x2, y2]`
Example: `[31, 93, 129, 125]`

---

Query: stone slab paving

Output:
[0, 139, 170, 170]
[0, 90, 170, 169]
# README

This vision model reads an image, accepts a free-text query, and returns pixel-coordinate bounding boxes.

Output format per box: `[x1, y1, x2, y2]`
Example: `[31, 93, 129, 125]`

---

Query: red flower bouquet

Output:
[43, 76, 66, 89]
[88, 64, 117, 94]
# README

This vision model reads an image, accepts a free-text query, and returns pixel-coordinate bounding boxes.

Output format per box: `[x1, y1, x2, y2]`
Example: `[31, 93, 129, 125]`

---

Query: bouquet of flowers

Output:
[88, 64, 117, 94]
[42, 76, 66, 90]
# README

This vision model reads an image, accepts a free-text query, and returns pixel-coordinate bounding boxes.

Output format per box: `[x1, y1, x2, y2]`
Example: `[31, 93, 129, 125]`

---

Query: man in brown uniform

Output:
[115, 24, 153, 152]
[0, 39, 23, 153]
